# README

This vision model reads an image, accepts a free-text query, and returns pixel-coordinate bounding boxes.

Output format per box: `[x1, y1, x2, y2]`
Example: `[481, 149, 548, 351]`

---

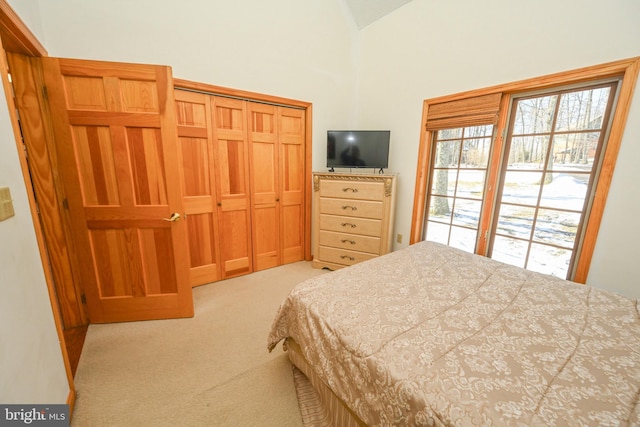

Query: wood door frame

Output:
[0, 0, 76, 411]
[174, 78, 314, 262]
[8, 53, 88, 328]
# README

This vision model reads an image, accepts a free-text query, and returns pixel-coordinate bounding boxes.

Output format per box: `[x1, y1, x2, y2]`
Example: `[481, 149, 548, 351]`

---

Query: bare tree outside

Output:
[492, 84, 614, 278]
[432, 129, 460, 216]
[426, 125, 493, 252]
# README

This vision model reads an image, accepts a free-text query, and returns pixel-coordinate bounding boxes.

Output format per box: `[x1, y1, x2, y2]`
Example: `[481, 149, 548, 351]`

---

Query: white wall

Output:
[0, 3, 69, 403]
[34, 0, 361, 174]
[356, 0, 640, 297]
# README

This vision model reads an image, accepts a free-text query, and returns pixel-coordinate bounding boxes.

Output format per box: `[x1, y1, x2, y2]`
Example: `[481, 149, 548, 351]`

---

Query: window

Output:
[411, 57, 640, 283]
[491, 83, 617, 278]
[424, 125, 494, 253]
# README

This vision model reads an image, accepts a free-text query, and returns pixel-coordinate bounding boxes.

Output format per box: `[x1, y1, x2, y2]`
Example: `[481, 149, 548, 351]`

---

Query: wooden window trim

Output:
[411, 57, 640, 283]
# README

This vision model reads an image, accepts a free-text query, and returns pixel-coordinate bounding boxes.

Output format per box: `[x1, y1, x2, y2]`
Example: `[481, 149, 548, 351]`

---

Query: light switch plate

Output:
[0, 187, 15, 221]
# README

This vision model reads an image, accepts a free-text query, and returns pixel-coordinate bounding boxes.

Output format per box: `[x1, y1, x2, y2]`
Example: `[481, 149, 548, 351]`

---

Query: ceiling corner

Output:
[344, 0, 414, 30]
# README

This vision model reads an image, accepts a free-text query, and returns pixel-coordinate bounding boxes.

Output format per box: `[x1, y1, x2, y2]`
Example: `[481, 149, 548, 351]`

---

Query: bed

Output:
[267, 241, 640, 426]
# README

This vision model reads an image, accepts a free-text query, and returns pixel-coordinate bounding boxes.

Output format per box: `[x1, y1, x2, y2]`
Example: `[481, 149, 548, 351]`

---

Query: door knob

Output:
[162, 212, 181, 222]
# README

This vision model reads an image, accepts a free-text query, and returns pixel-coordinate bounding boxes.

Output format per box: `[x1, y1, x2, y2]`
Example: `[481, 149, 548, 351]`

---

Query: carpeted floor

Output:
[70, 261, 326, 427]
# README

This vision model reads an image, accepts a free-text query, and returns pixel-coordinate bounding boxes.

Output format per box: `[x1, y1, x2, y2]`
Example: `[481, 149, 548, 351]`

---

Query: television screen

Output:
[327, 130, 390, 169]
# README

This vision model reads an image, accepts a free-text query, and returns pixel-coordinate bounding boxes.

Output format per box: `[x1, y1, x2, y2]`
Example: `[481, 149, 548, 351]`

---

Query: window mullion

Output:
[476, 95, 510, 255]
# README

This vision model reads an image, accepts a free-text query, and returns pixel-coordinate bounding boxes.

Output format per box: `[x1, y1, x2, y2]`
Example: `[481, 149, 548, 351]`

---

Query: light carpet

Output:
[70, 261, 326, 427]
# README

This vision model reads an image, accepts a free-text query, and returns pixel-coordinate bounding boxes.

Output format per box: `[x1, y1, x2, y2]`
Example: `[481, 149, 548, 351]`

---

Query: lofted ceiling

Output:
[344, 0, 414, 29]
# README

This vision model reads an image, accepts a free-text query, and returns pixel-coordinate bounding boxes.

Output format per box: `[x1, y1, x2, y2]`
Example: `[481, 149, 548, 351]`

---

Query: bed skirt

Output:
[286, 338, 366, 427]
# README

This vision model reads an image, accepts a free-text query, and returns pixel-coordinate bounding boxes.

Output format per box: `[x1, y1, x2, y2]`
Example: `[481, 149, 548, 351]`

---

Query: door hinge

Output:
[62, 198, 69, 210]
[41, 85, 48, 101]
[80, 294, 87, 304]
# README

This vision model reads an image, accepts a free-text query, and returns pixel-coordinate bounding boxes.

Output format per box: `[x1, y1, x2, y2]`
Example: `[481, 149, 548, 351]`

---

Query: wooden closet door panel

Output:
[175, 90, 221, 286]
[279, 107, 305, 263]
[212, 97, 252, 278]
[248, 103, 280, 271]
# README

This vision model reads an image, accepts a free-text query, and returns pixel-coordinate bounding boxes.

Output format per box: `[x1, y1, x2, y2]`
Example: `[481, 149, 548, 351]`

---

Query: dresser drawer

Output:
[317, 246, 377, 267]
[319, 179, 385, 201]
[319, 230, 381, 254]
[319, 214, 382, 237]
[319, 197, 383, 219]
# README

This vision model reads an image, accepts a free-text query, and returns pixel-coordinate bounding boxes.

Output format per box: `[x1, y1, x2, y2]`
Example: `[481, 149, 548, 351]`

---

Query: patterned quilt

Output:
[268, 241, 640, 426]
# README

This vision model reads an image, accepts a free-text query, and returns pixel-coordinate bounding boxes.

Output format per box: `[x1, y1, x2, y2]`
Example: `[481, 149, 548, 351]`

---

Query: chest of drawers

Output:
[312, 173, 397, 270]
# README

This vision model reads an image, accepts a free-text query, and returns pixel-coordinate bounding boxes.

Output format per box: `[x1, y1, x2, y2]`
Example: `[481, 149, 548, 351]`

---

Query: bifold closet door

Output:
[278, 107, 306, 264]
[174, 90, 222, 286]
[174, 87, 306, 280]
[211, 97, 253, 278]
[248, 103, 280, 270]
[248, 104, 305, 271]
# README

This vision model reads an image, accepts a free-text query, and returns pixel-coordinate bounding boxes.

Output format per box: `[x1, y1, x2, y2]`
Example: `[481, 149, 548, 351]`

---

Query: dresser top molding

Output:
[312, 172, 397, 197]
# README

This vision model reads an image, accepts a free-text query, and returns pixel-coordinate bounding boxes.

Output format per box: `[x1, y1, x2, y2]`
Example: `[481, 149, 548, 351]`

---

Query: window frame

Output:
[411, 57, 640, 283]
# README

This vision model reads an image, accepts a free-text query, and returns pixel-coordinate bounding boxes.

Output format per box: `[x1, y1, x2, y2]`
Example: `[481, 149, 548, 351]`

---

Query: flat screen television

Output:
[327, 130, 390, 171]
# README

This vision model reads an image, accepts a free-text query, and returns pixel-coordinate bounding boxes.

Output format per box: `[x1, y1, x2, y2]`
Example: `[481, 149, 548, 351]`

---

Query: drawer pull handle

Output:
[342, 205, 357, 211]
[341, 222, 357, 228]
[341, 239, 356, 245]
[342, 187, 358, 193]
[340, 255, 355, 261]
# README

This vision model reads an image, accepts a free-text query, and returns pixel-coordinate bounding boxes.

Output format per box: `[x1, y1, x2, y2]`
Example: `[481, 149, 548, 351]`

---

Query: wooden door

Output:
[248, 103, 281, 270]
[41, 57, 193, 323]
[248, 104, 306, 270]
[278, 107, 306, 264]
[211, 96, 253, 278]
[174, 90, 222, 286]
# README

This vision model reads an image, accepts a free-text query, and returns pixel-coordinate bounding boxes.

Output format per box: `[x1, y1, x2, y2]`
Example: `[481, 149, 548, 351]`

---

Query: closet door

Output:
[248, 104, 306, 270]
[248, 103, 280, 270]
[175, 90, 222, 286]
[278, 107, 306, 264]
[211, 97, 253, 278]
